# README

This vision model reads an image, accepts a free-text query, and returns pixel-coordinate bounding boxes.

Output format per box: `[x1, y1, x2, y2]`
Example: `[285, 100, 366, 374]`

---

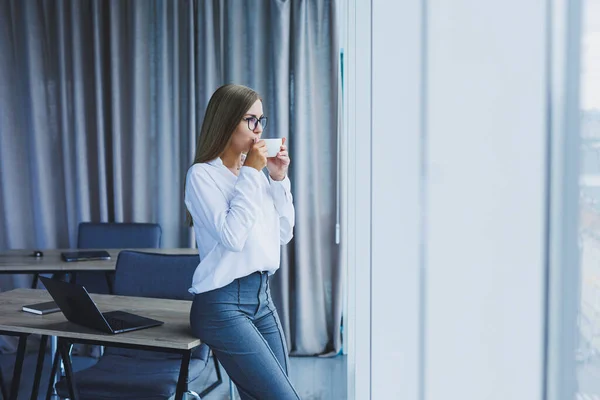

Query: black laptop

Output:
[61, 250, 111, 262]
[39, 276, 164, 334]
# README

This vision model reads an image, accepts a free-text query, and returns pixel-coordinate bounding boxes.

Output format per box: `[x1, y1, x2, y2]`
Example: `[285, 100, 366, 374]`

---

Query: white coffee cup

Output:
[263, 138, 283, 158]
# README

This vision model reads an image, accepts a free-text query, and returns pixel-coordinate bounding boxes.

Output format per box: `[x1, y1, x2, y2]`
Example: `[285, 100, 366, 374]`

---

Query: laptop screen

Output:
[38, 276, 112, 332]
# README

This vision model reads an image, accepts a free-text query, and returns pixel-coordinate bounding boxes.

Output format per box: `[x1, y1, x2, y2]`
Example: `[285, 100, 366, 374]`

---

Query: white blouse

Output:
[184, 157, 295, 294]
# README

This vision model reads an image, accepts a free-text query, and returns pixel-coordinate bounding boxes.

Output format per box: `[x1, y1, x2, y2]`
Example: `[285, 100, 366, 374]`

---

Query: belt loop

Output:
[237, 278, 241, 310]
[265, 272, 272, 311]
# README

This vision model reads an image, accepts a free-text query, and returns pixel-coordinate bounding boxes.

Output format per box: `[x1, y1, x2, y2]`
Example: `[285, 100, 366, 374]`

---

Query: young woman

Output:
[185, 84, 300, 399]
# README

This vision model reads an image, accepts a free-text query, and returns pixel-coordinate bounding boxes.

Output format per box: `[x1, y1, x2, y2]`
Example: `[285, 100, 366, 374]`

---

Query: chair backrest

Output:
[113, 251, 198, 300]
[77, 222, 162, 249]
[108, 250, 203, 360]
[74, 223, 161, 294]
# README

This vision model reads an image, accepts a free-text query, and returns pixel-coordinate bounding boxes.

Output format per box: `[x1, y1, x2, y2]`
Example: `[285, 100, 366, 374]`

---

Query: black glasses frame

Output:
[244, 116, 268, 131]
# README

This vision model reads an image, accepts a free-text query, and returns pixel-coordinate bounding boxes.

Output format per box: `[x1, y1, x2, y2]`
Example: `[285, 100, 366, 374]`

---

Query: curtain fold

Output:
[0, 0, 340, 356]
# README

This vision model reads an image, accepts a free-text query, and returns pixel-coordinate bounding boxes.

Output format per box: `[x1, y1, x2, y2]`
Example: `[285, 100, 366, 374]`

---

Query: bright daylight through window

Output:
[577, 0, 600, 398]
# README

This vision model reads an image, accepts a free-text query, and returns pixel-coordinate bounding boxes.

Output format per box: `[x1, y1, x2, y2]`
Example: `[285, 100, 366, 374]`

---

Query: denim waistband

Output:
[217, 271, 269, 295]
[193, 270, 272, 318]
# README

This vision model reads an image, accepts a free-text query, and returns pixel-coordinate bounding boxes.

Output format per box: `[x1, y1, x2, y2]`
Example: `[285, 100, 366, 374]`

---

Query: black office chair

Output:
[52, 251, 222, 399]
[72, 222, 162, 294]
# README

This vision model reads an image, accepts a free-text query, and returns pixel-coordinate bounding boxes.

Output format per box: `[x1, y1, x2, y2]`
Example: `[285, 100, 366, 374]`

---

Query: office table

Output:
[0, 248, 199, 290]
[0, 288, 217, 400]
[0, 248, 201, 399]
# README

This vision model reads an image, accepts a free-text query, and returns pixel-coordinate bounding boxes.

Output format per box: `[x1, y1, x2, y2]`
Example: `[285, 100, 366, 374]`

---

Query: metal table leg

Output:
[8, 334, 28, 400]
[57, 339, 78, 400]
[105, 272, 114, 295]
[30, 273, 39, 289]
[175, 351, 191, 400]
[45, 345, 61, 400]
[47, 336, 61, 400]
[30, 335, 48, 400]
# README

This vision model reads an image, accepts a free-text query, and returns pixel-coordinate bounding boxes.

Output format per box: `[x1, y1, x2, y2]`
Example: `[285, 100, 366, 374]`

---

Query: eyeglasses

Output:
[243, 116, 268, 131]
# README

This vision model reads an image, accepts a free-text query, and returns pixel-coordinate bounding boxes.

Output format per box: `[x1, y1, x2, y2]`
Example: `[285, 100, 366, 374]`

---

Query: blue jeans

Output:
[190, 271, 301, 399]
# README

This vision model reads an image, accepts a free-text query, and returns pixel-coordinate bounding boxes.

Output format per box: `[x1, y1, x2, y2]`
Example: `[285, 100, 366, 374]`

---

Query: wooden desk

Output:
[0, 248, 198, 273]
[0, 248, 201, 399]
[0, 288, 209, 400]
[0, 248, 199, 289]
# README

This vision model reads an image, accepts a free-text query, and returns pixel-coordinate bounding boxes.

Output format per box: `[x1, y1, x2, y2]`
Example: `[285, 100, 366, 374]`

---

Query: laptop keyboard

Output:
[104, 312, 145, 331]
[101, 310, 162, 332]
[105, 316, 132, 331]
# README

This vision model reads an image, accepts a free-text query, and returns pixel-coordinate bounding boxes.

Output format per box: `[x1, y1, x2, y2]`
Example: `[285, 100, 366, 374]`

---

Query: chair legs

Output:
[229, 378, 236, 399]
[44, 348, 220, 400]
[185, 390, 201, 399]
[41, 344, 224, 400]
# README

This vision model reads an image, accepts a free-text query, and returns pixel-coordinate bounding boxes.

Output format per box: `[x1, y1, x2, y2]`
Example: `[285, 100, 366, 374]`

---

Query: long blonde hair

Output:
[186, 84, 261, 226]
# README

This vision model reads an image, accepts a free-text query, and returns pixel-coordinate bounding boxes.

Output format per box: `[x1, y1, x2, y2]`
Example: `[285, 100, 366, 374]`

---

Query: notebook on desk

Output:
[38, 276, 164, 334]
[22, 301, 60, 315]
[61, 250, 111, 262]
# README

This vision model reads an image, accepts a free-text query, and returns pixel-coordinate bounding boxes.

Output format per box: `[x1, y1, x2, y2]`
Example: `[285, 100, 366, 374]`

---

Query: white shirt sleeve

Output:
[269, 175, 295, 245]
[186, 165, 266, 252]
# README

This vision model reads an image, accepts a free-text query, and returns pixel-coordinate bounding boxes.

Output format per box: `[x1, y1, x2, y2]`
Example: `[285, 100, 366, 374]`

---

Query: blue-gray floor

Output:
[0, 345, 347, 400]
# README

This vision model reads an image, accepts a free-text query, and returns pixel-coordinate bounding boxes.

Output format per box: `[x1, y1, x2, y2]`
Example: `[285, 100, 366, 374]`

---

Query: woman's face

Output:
[228, 99, 264, 154]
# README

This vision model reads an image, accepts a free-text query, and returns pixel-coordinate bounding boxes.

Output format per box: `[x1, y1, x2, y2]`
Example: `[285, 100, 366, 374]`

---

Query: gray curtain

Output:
[0, 0, 340, 356]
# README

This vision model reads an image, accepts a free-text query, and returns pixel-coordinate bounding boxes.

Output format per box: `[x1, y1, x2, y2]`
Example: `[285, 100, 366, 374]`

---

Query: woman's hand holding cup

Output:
[244, 139, 268, 171]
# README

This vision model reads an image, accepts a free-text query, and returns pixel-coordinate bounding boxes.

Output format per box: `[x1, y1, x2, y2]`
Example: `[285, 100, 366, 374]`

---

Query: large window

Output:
[577, 0, 600, 397]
